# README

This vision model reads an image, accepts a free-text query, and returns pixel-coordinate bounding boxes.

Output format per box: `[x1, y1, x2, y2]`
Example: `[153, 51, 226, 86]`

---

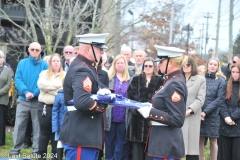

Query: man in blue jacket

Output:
[10, 42, 48, 157]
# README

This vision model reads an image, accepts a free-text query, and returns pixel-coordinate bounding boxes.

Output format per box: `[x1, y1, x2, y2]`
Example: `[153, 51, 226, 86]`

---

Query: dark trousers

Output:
[37, 102, 57, 160]
[131, 142, 151, 160]
[0, 104, 7, 146]
[186, 155, 199, 160]
[105, 121, 130, 160]
[24, 112, 33, 146]
[217, 135, 240, 160]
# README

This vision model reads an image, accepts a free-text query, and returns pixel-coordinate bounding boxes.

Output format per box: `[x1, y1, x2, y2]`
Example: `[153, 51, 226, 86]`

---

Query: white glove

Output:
[138, 105, 152, 118]
[97, 88, 111, 95]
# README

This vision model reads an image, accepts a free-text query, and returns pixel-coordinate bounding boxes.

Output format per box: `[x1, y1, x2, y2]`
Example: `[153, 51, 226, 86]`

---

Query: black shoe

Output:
[23, 143, 31, 149]
[57, 148, 64, 160]
[9, 152, 20, 158]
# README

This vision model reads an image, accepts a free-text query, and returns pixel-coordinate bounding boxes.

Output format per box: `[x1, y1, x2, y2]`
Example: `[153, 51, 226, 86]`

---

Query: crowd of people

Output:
[0, 32, 239, 160]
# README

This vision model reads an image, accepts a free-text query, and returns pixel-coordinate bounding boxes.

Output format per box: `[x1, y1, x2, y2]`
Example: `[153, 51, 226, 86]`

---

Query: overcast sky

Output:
[183, 0, 240, 52]
[125, 0, 240, 52]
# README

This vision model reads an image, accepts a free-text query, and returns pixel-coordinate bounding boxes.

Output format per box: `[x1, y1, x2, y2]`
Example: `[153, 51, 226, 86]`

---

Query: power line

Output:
[234, 14, 240, 20]
[234, 0, 240, 6]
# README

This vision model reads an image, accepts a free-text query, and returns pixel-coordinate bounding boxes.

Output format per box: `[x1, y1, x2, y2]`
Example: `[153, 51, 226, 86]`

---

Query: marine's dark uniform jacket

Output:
[147, 70, 187, 158]
[60, 54, 107, 149]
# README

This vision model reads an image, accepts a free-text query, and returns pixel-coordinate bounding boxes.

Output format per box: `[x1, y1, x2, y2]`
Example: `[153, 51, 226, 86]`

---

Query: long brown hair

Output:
[226, 64, 240, 100]
[142, 57, 158, 77]
[181, 56, 198, 76]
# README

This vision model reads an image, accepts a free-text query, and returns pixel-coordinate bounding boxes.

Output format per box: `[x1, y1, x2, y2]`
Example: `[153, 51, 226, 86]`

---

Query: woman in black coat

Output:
[218, 64, 240, 160]
[199, 58, 226, 160]
[126, 57, 164, 160]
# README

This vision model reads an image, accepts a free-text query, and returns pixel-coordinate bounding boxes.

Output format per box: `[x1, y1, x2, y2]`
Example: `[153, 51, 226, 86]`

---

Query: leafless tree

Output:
[0, 0, 136, 55]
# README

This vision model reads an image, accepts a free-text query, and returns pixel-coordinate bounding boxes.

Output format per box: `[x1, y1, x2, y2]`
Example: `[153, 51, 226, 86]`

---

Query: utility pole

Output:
[204, 12, 213, 56]
[215, 0, 221, 58]
[201, 23, 204, 59]
[199, 29, 202, 54]
[229, 0, 234, 59]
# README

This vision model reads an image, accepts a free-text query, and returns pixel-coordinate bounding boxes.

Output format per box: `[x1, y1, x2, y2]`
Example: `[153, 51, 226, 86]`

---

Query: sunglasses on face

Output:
[144, 65, 153, 68]
[184, 64, 191, 68]
[30, 48, 40, 52]
[65, 52, 73, 54]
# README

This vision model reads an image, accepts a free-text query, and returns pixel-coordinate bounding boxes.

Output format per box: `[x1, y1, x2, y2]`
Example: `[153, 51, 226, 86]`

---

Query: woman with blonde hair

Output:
[37, 53, 66, 160]
[199, 57, 226, 160]
[105, 54, 131, 160]
[137, 46, 188, 160]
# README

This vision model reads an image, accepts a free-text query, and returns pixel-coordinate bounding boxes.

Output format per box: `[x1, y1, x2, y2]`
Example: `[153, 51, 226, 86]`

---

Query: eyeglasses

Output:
[64, 52, 73, 54]
[144, 65, 153, 68]
[233, 60, 237, 64]
[184, 64, 191, 68]
[30, 48, 40, 52]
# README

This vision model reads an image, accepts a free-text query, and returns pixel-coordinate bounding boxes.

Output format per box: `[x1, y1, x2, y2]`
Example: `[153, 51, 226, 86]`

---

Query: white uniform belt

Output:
[151, 121, 167, 126]
[67, 106, 77, 111]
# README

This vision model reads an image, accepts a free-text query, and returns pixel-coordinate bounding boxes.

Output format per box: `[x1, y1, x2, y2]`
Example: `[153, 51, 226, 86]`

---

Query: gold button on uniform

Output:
[91, 116, 94, 119]
[155, 115, 158, 118]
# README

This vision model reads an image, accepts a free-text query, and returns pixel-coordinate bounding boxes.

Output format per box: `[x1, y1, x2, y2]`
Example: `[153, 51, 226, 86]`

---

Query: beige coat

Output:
[37, 70, 65, 104]
[182, 75, 206, 155]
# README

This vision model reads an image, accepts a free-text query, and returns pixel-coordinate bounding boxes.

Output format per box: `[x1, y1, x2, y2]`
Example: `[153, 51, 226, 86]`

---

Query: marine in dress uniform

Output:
[60, 33, 111, 160]
[138, 46, 188, 160]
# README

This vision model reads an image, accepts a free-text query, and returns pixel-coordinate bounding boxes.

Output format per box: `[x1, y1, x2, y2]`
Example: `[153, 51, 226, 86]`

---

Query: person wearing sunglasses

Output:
[137, 46, 188, 160]
[62, 45, 74, 72]
[10, 42, 48, 157]
[199, 58, 226, 160]
[181, 56, 206, 160]
[126, 57, 164, 160]
[221, 54, 240, 81]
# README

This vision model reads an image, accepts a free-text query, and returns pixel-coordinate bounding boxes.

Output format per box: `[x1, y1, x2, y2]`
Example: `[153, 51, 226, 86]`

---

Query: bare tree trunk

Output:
[24, 0, 38, 41]
[113, 0, 121, 56]
[44, 0, 52, 54]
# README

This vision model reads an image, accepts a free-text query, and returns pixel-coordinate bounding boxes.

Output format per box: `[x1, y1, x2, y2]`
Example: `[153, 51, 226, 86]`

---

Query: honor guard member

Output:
[137, 46, 188, 160]
[60, 33, 111, 160]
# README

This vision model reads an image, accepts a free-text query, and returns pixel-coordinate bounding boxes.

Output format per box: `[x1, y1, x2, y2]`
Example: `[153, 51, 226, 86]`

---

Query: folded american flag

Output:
[68, 94, 151, 109]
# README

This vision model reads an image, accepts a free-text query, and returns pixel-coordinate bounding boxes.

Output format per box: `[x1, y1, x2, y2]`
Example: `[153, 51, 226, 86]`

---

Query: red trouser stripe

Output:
[77, 146, 81, 160]
[164, 158, 168, 160]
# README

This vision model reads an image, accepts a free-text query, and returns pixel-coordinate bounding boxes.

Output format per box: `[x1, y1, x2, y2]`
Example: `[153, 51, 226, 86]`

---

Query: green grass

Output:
[1, 130, 210, 160]
[0, 131, 50, 159]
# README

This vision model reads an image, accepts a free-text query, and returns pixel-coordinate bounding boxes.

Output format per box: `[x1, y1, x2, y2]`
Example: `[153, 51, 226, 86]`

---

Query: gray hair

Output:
[0, 50, 5, 58]
[133, 49, 147, 56]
